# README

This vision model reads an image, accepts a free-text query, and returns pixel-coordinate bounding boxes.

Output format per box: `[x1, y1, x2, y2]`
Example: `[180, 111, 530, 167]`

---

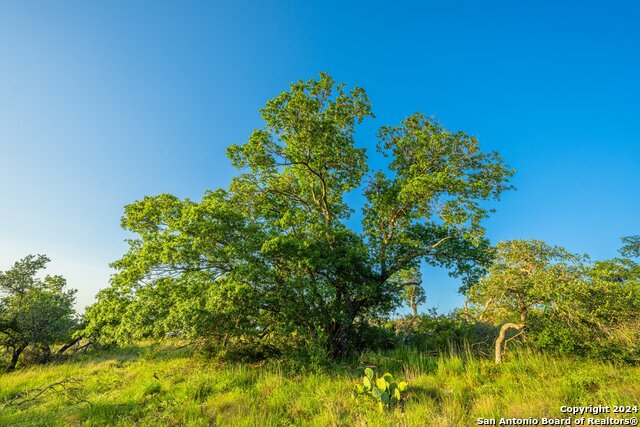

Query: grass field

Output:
[1, 343, 639, 426]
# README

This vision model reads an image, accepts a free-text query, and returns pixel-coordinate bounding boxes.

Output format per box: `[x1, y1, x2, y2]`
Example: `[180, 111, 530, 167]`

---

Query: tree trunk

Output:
[6, 343, 28, 373]
[327, 319, 354, 359]
[495, 323, 524, 364]
[57, 336, 82, 355]
[410, 298, 418, 317]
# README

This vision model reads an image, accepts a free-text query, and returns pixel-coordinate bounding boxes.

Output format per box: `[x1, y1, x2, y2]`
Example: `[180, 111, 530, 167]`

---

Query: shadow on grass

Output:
[52, 342, 194, 370]
[80, 401, 143, 425]
[406, 384, 441, 402]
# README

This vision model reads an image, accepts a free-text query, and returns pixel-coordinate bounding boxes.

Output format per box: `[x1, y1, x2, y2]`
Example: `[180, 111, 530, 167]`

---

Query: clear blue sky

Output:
[1, 1, 638, 313]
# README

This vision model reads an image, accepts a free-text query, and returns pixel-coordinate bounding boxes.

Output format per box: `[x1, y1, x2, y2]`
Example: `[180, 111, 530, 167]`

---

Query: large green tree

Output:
[0, 255, 78, 371]
[87, 73, 514, 358]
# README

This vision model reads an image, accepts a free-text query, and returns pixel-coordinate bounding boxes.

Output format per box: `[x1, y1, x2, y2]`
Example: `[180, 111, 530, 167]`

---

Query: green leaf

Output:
[383, 373, 394, 383]
[376, 378, 387, 391]
[365, 368, 374, 380]
[388, 383, 397, 395]
[372, 387, 382, 398]
[380, 392, 390, 404]
[393, 388, 401, 401]
[398, 381, 408, 392]
[363, 376, 371, 390]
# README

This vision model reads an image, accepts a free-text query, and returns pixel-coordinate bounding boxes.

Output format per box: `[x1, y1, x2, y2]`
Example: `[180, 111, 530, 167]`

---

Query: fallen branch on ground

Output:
[0, 377, 91, 414]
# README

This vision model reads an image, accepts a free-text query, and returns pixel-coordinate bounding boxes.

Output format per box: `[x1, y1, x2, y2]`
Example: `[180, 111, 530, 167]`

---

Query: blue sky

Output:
[1, 1, 638, 313]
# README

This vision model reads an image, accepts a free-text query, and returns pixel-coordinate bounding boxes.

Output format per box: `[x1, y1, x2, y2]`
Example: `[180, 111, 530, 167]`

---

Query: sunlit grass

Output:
[1, 343, 639, 426]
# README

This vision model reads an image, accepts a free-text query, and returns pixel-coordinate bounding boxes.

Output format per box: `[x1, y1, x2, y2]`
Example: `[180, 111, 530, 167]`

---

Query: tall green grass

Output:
[1, 343, 639, 426]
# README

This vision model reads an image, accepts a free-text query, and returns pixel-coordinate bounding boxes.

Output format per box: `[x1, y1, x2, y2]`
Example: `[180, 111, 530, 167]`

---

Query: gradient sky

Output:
[1, 1, 638, 313]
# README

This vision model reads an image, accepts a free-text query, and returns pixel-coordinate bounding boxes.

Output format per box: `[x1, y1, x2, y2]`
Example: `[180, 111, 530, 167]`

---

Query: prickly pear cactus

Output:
[353, 368, 408, 412]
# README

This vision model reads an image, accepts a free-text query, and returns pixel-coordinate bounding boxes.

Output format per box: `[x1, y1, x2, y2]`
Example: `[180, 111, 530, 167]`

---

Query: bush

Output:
[528, 313, 640, 363]
[349, 320, 399, 353]
[397, 311, 497, 356]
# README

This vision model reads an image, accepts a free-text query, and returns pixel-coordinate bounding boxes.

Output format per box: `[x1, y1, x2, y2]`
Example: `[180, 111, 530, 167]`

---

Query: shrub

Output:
[397, 311, 497, 356]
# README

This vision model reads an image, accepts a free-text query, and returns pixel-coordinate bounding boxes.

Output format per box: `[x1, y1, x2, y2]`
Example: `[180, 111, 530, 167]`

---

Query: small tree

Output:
[469, 238, 640, 363]
[466, 240, 586, 363]
[0, 255, 77, 372]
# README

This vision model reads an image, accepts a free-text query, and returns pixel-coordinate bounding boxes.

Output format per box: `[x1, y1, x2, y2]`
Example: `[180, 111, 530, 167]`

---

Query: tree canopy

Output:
[0, 255, 78, 371]
[468, 238, 640, 362]
[85, 73, 514, 358]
